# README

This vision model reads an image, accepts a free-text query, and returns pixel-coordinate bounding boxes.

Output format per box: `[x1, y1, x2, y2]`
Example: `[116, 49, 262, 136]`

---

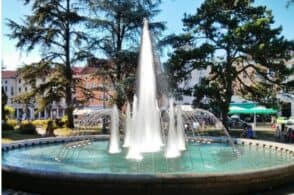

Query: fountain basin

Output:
[2, 135, 294, 195]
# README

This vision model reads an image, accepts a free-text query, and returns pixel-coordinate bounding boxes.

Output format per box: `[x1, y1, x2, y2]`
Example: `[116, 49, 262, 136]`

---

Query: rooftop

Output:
[2, 70, 17, 79]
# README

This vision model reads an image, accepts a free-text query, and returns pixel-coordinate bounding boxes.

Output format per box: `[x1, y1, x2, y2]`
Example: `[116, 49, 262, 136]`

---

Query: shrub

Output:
[18, 122, 36, 134]
[6, 119, 17, 129]
[2, 123, 14, 131]
[32, 119, 50, 128]
[4, 105, 15, 119]
[55, 118, 64, 128]
[61, 115, 68, 127]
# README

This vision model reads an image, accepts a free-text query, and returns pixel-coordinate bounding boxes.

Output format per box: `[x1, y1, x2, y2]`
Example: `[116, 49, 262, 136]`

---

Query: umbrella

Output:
[228, 106, 250, 114]
[248, 106, 277, 114]
[248, 106, 277, 128]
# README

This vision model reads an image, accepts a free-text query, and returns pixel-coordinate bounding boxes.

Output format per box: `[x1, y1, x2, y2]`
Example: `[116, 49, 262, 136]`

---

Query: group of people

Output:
[240, 125, 255, 139]
[275, 124, 294, 143]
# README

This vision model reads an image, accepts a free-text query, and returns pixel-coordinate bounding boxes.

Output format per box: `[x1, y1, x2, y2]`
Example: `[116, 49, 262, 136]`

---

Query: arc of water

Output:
[108, 105, 121, 154]
[182, 107, 239, 154]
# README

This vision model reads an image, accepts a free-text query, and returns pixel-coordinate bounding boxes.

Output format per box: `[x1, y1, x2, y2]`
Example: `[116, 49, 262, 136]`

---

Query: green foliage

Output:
[164, 0, 294, 124]
[85, 0, 165, 109]
[2, 123, 15, 131]
[4, 106, 16, 119]
[6, 119, 18, 129]
[1, 119, 17, 131]
[31, 119, 50, 128]
[7, 0, 91, 128]
[18, 122, 36, 134]
[61, 115, 68, 125]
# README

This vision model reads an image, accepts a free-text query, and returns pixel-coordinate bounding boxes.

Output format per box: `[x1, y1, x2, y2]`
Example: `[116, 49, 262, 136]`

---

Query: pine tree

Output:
[85, 0, 165, 109]
[164, 0, 293, 125]
[7, 0, 91, 127]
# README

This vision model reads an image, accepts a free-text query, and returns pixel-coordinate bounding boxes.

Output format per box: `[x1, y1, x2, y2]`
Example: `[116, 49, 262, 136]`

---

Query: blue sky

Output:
[1, 0, 294, 70]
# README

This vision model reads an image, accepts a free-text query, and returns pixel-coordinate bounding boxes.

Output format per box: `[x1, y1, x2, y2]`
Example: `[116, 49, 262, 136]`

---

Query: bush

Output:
[32, 119, 50, 128]
[2, 123, 14, 131]
[55, 118, 64, 128]
[61, 115, 68, 127]
[6, 119, 17, 129]
[18, 122, 36, 134]
[4, 105, 15, 119]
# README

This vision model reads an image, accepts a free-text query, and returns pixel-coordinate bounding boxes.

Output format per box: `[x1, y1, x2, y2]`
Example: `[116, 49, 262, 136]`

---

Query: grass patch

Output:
[2, 130, 42, 143]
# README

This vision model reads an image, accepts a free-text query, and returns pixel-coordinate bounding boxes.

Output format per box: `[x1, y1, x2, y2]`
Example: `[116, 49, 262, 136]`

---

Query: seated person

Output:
[247, 125, 254, 139]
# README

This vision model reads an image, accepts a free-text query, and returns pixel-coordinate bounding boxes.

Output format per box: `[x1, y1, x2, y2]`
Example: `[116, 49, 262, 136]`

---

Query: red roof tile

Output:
[2, 71, 17, 79]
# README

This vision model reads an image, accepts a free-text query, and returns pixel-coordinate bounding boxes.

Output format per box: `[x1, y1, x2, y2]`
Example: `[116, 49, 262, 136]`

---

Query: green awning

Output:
[230, 103, 256, 109]
[248, 106, 277, 114]
[228, 106, 250, 114]
[229, 105, 277, 115]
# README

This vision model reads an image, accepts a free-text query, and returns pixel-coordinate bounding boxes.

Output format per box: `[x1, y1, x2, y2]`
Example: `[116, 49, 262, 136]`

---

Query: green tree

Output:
[7, 0, 90, 127]
[164, 0, 293, 125]
[85, 0, 165, 109]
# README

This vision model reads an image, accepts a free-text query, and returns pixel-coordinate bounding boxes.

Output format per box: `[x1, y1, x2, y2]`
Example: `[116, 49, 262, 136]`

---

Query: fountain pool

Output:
[2, 136, 294, 194]
[3, 139, 294, 174]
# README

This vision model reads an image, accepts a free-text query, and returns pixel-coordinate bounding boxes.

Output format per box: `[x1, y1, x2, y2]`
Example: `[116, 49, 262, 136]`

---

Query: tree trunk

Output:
[2, 87, 7, 122]
[65, 0, 74, 128]
[116, 96, 125, 111]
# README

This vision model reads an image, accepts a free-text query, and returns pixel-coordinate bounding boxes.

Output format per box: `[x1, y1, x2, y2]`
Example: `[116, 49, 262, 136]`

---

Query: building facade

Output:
[2, 65, 112, 120]
[2, 70, 66, 120]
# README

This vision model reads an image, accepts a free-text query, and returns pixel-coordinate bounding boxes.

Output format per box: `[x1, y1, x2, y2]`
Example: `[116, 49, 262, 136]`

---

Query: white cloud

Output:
[2, 53, 41, 70]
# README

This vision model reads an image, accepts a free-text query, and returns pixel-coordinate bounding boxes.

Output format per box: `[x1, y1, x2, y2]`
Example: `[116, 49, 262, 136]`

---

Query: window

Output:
[4, 86, 7, 92]
[25, 87, 28, 91]
[18, 79, 21, 83]
[19, 87, 21, 93]
[11, 87, 14, 96]
[5, 80, 8, 84]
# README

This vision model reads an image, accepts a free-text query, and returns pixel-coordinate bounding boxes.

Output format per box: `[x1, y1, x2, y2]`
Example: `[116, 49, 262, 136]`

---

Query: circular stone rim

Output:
[2, 135, 294, 195]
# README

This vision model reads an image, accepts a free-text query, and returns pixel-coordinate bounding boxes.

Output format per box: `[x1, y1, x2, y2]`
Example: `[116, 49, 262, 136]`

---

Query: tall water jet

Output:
[123, 102, 132, 147]
[126, 96, 143, 160]
[165, 99, 180, 158]
[108, 105, 121, 154]
[128, 18, 162, 156]
[176, 106, 186, 151]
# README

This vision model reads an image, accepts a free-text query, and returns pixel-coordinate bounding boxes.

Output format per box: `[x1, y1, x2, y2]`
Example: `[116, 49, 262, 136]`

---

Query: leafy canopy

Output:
[84, 0, 165, 109]
[7, 0, 91, 127]
[164, 0, 293, 121]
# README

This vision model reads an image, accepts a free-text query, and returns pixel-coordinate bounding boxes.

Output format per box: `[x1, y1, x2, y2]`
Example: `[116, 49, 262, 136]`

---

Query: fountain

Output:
[127, 19, 163, 157]
[2, 19, 294, 195]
